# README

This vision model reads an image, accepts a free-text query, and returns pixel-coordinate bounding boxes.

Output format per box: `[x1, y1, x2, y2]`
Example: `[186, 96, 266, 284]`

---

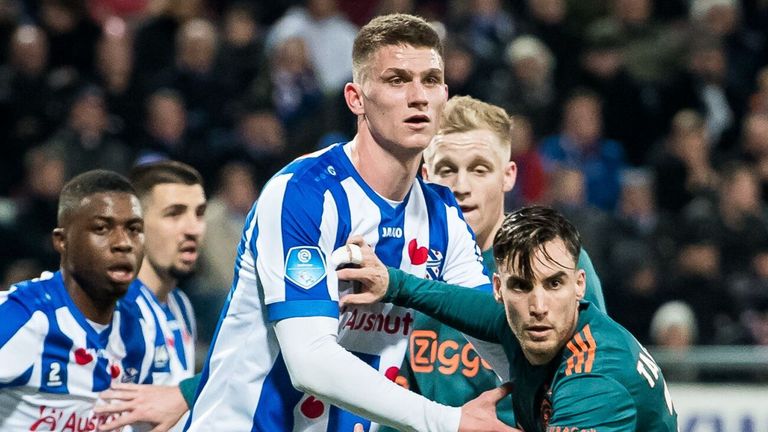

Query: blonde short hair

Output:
[424, 95, 512, 163]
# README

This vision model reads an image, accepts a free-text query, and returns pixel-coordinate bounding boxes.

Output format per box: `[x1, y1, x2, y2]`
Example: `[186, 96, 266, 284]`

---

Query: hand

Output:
[336, 236, 389, 306]
[459, 384, 521, 432]
[95, 383, 188, 432]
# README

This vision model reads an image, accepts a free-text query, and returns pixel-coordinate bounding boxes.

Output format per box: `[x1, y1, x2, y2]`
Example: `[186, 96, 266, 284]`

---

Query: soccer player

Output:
[385, 96, 605, 428]
[186, 13, 514, 432]
[0, 170, 153, 430]
[95, 160, 207, 431]
[340, 206, 678, 431]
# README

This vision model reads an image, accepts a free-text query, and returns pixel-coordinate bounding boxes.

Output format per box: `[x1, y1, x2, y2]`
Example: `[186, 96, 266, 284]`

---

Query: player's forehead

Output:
[76, 192, 142, 221]
[502, 239, 576, 279]
[428, 130, 505, 165]
[146, 182, 206, 209]
[368, 44, 443, 74]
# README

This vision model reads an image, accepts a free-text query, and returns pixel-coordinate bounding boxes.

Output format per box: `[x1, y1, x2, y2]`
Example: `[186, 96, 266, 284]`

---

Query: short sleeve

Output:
[0, 293, 47, 384]
[255, 174, 340, 322]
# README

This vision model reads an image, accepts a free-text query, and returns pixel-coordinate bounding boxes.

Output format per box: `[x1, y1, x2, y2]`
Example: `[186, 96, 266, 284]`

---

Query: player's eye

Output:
[424, 75, 441, 85]
[436, 166, 455, 177]
[388, 76, 405, 85]
[129, 223, 144, 234]
[473, 165, 490, 175]
[93, 224, 109, 234]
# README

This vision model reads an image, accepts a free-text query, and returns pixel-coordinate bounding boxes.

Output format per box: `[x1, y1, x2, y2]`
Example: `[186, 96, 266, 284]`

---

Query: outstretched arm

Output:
[275, 315, 517, 432]
[338, 240, 507, 344]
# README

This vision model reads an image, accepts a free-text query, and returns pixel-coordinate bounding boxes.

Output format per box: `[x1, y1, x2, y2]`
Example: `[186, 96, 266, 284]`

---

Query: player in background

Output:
[186, 13, 514, 432]
[95, 160, 207, 431]
[340, 206, 678, 431]
[381, 96, 605, 429]
[0, 170, 153, 431]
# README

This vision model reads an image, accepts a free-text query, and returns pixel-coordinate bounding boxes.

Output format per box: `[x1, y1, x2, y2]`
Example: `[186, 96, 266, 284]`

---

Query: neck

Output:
[349, 127, 422, 202]
[62, 270, 115, 325]
[138, 260, 176, 303]
[477, 213, 505, 252]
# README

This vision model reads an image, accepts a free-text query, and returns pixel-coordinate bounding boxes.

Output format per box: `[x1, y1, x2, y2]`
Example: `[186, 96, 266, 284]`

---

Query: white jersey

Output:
[0, 271, 155, 431]
[187, 143, 491, 431]
[129, 280, 196, 384]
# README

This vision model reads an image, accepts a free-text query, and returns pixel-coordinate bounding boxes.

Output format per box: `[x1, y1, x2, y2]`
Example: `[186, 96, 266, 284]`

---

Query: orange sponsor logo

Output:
[409, 330, 492, 377]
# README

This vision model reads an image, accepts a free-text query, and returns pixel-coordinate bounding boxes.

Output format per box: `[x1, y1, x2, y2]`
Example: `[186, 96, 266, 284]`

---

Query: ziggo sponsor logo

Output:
[409, 330, 493, 377]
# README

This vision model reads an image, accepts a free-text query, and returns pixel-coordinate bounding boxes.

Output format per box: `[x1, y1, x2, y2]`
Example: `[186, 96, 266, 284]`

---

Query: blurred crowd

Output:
[2, 0, 768, 354]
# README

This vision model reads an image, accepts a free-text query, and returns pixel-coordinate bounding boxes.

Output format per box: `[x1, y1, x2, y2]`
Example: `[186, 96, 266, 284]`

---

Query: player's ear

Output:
[421, 164, 430, 181]
[575, 269, 586, 301]
[493, 273, 503, 303]
[502, 160, 517, 193]
[52, 227, 66, 254]
[344, 82, 365, 116]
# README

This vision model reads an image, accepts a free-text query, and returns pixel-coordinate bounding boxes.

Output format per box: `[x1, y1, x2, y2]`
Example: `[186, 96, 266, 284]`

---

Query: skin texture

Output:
[492, 239, 585, 365]
[423, 129, 516, 251]
[344, 44, 448, 201]
[53, 192, 144, 324]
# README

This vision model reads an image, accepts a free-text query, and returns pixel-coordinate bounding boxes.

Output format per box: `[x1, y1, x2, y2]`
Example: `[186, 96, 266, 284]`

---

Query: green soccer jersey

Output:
[381, 249, 607, 431]
[384, 269, 678, 432]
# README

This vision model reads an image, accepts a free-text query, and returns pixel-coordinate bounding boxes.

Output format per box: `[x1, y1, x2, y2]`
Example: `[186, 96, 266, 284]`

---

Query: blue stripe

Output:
[280, 177, 331, 302]
[0, 294, 34, 346]
[422, 179, 449, 282]
[326, 352, 380, 432]
[375, 201, 405, 268]
[267, 300, 339, 321]
[250, 354, 302, 432]
[118, 300, 149, 385]
[39, 304, 72, 394]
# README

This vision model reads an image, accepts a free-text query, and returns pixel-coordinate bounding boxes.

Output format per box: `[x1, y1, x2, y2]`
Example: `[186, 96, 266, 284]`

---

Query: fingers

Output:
[482, 382, 514, 403]
[97, 413, 135, 431]
[98, 389, 136, 402]
[93, 402, 130, 415]
[331, 243, 363, 268]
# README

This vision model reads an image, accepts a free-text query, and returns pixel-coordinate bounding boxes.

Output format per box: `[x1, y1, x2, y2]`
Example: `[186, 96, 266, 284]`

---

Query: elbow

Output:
[281, 345, 323, 394]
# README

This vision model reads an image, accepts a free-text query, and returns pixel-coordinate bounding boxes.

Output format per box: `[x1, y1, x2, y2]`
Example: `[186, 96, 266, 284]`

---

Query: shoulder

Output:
[2, 272, 60, 313]
[260, 145, 346, 208]
[559, 307, 641, 378]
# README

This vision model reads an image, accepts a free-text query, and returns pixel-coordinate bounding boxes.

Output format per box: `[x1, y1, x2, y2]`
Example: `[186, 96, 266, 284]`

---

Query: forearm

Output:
[275, 317, 461, 432]
[385, 268, 504, 343]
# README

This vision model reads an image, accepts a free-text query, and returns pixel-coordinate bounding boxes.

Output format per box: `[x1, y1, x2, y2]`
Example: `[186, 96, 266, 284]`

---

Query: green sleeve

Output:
[578, 249, 607, 313]
[549, 375, 636, 430]
[385, 268, 506, 343]
[179, 373, 202, 407]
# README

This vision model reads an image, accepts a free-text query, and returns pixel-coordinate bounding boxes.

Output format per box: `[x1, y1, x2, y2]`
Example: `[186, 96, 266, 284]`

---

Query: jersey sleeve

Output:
[577, 249, 607, 313]
[254, 174, 341, 322]
[386, 269, 506, 343]
[439, 203, 492, 291]
[0, 291, 47, 384]
[549, 375, 637, 431]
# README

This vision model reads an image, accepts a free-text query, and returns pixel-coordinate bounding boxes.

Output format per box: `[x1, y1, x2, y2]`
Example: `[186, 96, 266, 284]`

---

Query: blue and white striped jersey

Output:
[187, 143, 491, 432]
[0, 271, 155, 431]
[129, 279, 197, 385]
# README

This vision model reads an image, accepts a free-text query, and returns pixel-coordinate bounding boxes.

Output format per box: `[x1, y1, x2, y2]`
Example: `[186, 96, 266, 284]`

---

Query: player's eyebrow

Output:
[506, 275, 531, 291]
[542, 271, 567, 285]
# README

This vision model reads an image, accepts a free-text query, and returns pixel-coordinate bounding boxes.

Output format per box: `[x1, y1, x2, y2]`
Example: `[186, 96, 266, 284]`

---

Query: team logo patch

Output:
[285, 246, 326, 289]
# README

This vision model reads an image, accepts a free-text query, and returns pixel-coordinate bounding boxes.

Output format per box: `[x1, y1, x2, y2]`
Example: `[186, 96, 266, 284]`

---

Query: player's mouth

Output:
[404, 114, 430, 130]
[106, 263, 135, 284]
[178, 242, 198, 264]
[525, 325, 553, 340]
[459, 205, 478, 214]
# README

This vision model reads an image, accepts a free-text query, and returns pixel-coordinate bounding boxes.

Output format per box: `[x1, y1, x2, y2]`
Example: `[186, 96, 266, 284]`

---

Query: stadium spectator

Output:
[539, 89, 628, 212]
